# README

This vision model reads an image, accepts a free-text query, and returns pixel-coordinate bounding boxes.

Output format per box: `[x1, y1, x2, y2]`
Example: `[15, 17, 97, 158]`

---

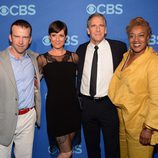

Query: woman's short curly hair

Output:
[126, 17, 152, 38]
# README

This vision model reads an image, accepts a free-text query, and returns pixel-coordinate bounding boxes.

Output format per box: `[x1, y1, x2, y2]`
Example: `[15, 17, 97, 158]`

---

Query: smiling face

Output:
[87, 16, 107, 45]
[129, 25, 149, 54]
[49, 29, 66, 49]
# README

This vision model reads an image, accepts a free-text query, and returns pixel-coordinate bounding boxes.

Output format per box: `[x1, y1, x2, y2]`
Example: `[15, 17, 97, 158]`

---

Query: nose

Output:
[19, 37, 23, 44]
[56, 36, 60, 41]
[133, 35, 139, 41]
[96, 26, 100, 31]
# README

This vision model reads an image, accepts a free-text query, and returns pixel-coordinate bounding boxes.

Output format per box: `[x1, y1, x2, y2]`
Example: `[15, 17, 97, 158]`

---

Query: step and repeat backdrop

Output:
[0, 0, 158, 158]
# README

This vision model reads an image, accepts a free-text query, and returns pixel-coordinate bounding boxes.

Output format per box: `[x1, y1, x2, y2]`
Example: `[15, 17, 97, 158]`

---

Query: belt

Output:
[81, 94, 108, 102]
[18, 107, 34, 115]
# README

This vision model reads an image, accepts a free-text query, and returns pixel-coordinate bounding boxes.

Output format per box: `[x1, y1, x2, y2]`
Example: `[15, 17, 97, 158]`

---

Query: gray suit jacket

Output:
[0, 47, 41, 146]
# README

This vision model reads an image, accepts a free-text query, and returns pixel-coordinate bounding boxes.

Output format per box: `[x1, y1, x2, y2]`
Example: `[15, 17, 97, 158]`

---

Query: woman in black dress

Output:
[37, 20, 81, 158]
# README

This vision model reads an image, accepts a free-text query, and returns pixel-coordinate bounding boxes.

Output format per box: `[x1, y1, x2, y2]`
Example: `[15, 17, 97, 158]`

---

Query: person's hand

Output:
[139, 127, 153, 145]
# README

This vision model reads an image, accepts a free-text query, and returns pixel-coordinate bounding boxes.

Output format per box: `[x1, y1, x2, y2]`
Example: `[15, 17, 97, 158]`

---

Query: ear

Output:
[104, 27, 107, 35]
[9, 34, 12, 43]
[147, 35, 150, 44]
[29, 36, 32, 44]
[65, 35, 67, 41]
[49, 35, 51, 39]
[87, 28, 90, 35]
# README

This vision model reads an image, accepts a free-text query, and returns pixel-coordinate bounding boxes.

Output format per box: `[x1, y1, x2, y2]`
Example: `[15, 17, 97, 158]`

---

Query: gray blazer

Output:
[0, 47, 41, 146]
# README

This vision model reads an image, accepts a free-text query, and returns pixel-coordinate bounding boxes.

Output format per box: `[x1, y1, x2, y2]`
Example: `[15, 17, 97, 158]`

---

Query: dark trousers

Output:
[81, 95, 120, 158]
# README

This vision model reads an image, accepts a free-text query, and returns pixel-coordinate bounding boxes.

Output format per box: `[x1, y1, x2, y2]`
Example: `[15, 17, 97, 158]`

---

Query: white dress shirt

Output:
[80, 39, 113, 97]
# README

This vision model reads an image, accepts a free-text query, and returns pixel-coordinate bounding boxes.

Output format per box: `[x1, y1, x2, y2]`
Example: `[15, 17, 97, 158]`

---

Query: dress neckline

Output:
[48, 51, 67, 57]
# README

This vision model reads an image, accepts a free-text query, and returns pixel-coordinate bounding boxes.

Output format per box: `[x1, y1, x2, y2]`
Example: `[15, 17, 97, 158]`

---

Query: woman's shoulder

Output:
[37, 52, 49, 68]
[145, 48, 158, 72]
[66, 50, 79, 63]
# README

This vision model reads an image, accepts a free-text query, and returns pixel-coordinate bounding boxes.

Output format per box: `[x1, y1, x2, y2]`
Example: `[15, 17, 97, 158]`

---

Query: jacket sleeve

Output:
[145, 55, 158, 130]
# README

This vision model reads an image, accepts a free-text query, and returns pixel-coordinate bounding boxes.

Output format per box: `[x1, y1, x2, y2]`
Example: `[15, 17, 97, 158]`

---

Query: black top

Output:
[41, 51, 81, 137]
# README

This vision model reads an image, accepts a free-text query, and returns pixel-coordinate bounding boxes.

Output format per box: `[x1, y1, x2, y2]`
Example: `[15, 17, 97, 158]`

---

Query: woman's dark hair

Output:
[48, 20, 68, 36]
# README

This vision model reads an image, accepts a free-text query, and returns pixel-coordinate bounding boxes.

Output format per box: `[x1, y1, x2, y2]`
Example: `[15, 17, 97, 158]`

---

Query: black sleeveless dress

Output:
[42, 51, 81, 138]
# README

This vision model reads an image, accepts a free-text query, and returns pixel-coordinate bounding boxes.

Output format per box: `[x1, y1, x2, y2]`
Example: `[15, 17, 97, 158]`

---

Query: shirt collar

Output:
[89, 39, 106, 49]
[8, 47, 28, 60]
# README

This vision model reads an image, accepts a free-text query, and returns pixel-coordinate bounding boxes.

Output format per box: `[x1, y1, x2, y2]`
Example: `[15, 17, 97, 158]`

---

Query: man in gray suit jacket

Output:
[0, 19, 41, 158]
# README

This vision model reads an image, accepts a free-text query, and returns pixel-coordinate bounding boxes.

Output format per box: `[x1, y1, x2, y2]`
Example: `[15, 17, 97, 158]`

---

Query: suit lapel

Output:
[107, 39, 117, 71]
[79, 42, 89, 76]
[27, 51, 40, 89]
[0, 50, 17, 89]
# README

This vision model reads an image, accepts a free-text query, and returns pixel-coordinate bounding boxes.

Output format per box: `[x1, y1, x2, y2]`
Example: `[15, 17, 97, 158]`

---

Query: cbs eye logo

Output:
[86, 4, 96, 15]
[0, 6, 9, 16]
[42, 36, 50, 46]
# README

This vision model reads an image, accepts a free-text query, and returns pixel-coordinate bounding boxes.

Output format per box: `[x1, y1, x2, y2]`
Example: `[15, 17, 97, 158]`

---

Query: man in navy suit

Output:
[76, 13, 127, 158]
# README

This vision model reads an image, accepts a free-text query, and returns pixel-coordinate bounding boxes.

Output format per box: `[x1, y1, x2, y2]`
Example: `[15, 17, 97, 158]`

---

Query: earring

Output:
[129, 48, 133, 53]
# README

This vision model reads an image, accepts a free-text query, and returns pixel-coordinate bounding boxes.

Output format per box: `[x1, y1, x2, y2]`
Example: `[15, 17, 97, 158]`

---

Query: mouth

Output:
[17, 45, 25, 48]
[133, 43, 141, 47]
[55, 42, 61, 45]
[95, 33, 102, 36]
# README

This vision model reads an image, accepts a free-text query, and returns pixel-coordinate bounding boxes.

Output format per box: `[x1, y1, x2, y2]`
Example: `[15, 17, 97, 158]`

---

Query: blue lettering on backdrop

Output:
[0, 0, 158, 157]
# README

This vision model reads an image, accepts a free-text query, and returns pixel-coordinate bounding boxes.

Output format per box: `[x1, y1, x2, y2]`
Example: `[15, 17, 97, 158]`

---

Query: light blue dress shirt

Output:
[9, 52, 35, 110]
